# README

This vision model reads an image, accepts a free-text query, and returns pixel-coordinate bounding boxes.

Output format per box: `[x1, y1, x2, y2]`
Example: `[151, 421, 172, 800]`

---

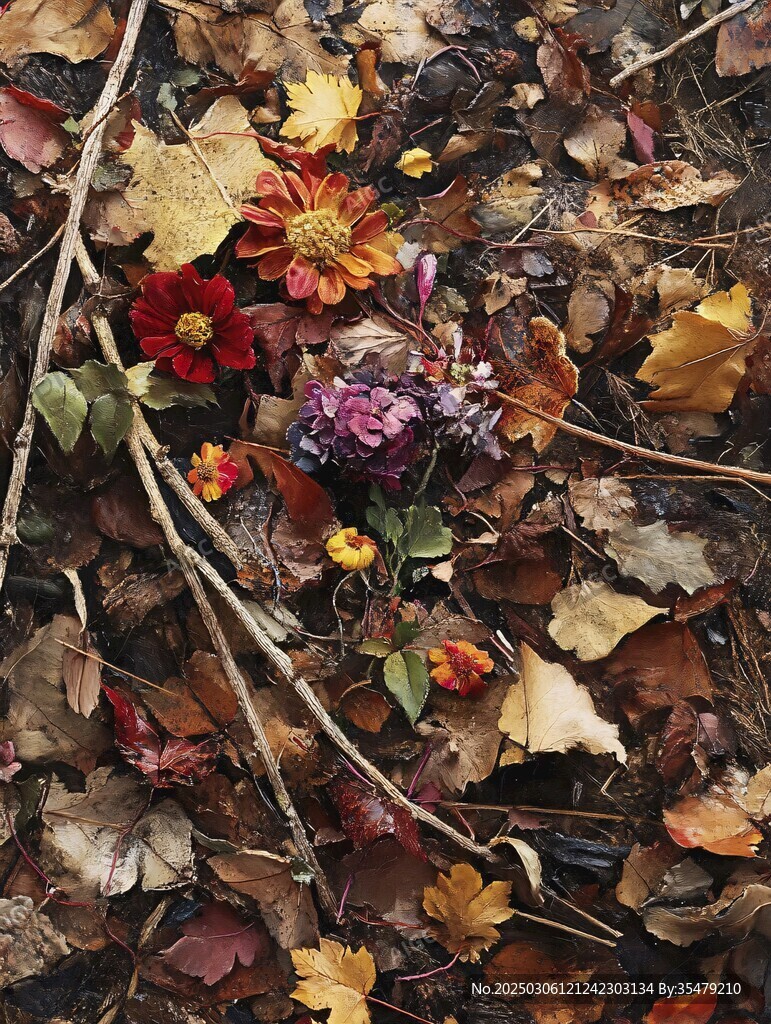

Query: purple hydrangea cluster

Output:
[288, 371, 423, 489]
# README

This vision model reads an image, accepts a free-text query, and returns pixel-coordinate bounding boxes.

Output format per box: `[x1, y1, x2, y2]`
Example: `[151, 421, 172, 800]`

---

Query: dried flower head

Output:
[130, 264, 255, 383]
[326, 528, 378, 571]
[428, 640, 493, 697]
[188, 443, 238, 502]
[237, 167, 401, 314]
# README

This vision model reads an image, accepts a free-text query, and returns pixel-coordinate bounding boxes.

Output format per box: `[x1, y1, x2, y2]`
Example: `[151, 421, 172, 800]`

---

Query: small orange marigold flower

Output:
[237, 166, 401, 314]
[188, 443, 238, 502]
[428, 640, 493, 697]
[326, 528, 378, 571]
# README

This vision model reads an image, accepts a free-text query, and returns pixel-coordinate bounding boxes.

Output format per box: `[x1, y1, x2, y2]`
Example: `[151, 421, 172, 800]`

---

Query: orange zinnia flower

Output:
[188, 443, 238, 502]
[428, 640, 493, 697]
[237, 165, 401, 314]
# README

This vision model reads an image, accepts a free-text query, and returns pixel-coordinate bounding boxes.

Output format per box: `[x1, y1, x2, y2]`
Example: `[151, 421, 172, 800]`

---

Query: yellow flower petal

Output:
[396, 148, 433, 178]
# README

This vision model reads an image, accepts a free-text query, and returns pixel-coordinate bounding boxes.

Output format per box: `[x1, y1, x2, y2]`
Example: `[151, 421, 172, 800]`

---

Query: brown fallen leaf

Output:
[565, 275, 615, 353]
[0, 0, 115, 65]
[643, 876, 771, 946]
[330, 315, 411, 374]
[564, 106, 637, 181]
[351, 0, 444, 63]
[423, 862, 513, 961]
[616, 841, 683, 912]
[604, 520, 717, 595]
[61, 634, 102, 719]
[0, 897, 69, 988]
[415, 175, 482, 253]
[548, 580, 662, 662]
[612, 161, 741, 211]
[569, 475, 636, 532]
[291, 938, 376, 1024]
[537, 29, 590, 108]
[473, 162, 544, 234]
[494, 315, 579, 452]
[142, 650, 238, 737]
[664, 779, 762, 858]
[209, 849, 319, 949]
[498, 643, 627, 765]
[716, 0, 771, 77]
[636, 284, 755, 413]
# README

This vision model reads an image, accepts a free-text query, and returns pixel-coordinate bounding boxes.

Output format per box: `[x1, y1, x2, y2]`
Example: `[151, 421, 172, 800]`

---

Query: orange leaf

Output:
[229, 440, 333, 527]
[645, 992, 717, 1024]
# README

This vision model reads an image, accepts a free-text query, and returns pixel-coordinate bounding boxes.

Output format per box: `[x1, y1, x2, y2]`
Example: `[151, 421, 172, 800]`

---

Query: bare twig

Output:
[0, 0, 151, 595]
[493, 391, 771, 488]
[0, 226, 65, 295]
[609, 0, 759, 87]
[75, 242, 337, 918]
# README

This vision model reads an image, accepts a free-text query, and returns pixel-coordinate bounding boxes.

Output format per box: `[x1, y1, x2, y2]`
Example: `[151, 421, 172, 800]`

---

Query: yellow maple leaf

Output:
[423, 863, 513, 962]
[637, 283, 754, 413]
[281, 71, 362, 154]
[291, 938, 375, 1024]
[396, 147, 433, 178]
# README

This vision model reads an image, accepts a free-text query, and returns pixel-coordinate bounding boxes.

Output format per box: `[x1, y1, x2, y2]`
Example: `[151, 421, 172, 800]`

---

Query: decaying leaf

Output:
[605, 520, 716, 595]
[473, 163, 544, 233]
[0, 87, 70, 173]
[498, 643, 626, 764]
[291, 938, 376, 1024]
[122, 99, 275, 269]
[416, 175, 481, 252]
[564, 106, 637, 180]
[637, 284, 755, 413]
[716, 0, 771, 76]
[494, 316, 579, 452]
[281, 72, 362, 154]
[330, 315, 411, 373]
[664, 772, 764, 858]
[0, 0, 115, 65]
[423, 863, 513, 961]
[612, 161, 741, 211]
[61, 634, 102, 718]
[643, 878, 771, 946]
[0, 897, 69, 988]
[569, 476, 636, 532]
[565, 275, 615, 353]
[548, 581, 662, 661]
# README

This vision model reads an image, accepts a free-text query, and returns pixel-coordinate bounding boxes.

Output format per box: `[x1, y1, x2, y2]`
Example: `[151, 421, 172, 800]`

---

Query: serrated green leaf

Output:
[357, 638, 394, 657]
[400, 504, 452, 559]
[32, 372, 88, 453]
[138, 373, 217, 410]
[384, 650, 429, 725]
[89, 393, 133, 458]
[70, 360, 128, 401]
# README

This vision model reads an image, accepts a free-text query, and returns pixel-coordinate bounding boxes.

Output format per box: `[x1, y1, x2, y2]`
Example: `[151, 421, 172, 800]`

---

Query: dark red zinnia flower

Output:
[129, 264, 256, 383]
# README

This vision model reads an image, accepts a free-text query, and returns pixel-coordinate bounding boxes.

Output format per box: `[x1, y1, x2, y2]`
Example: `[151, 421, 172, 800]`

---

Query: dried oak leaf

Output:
[416, 174, 481, 253]
[498, 643, 626, 765]
[291, 938, 376, 1024]
[122, 98, 275, 270]
[39, 767, 193, 898]
[281, 72, 362, 154]
[564, 106, 637, 181]
[548, 580, 662, 661]
[0, 0, 115, 65]
[612, 161, 741, 211]
[210, 849, 319, 949]
[716, 0, 771, 77]
[636, 284, 755, 413]
[493, 316, 579, 452]
[161, 902, 268, 986]
[423, 862, 513, 962]
[605, 520, 716, 595]
[0, 87, 70, 173]
[172, 0, 350, 79]
[329, 778, 426, 860]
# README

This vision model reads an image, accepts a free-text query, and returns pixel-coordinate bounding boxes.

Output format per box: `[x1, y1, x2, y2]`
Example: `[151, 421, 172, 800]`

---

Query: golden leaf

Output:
[548, 580, 661, 661]
[122, 98, 274, 270]
[281, 72, 362, 154]
[423, 863, 513, 962]
[494, 316, 579, 451]
[498, 643, 627, 765]
[637, 283, 754, 412]
[291, 938, 375, 1024]
[396, 147, 433, 178]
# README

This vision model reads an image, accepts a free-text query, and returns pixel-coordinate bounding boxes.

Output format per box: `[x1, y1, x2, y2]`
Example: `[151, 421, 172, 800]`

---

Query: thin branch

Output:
[510, 908, 617, 948]
[75, 241, 337, 918]
[0, 225, 65, 295]
[609, 0, 759, 87]
[0, 0, 151, 595]
[493, 391, 771, 488]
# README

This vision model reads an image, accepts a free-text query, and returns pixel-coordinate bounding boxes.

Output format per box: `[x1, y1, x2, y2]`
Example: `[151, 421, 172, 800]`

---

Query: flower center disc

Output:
[175, 312, 214, 349]
[286, 210, 352, 265]
[195, 460, 218, 482]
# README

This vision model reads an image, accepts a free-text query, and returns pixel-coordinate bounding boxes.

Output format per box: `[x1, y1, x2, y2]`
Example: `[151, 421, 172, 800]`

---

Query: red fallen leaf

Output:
[0, 86, 70, 173]
[160, 902, 267, 986]
[627, 109, 655, 164]
[228, 440, 333, 527]
[329, 777, 426, 861]
[102, 685, 218, 787]
[243, 302, 334, 390]
[644, 991, 718, 1024]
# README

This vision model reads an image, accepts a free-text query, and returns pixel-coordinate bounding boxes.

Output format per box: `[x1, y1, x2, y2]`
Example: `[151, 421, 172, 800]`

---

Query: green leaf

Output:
[70, 360, 128, 401]
[89, 393, 134, 458]
[357, 638, 393, 657]
[383, 650, 429, 725]
[137, 372, 217, 410]
[392, 619, 421, 649]
[400, 504, 452, 560]
[32, 372, 88, 453]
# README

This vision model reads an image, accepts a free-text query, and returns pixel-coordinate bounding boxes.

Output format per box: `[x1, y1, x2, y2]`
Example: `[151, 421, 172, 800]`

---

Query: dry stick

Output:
[75, 247, 337, 919]
[0, 225, 65, 295]
[0, 0, 151, 595]
[609, 0, 759, 87]
[187, 546, 499, 863]
[493, 391, 771, 488]
[511, 909, 616, 949]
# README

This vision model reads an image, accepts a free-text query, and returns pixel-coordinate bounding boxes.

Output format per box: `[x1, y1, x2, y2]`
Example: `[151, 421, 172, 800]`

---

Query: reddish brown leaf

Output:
[329, 778, 426, 860]
[716, 1, 771, 77]
[244, 302, 334, 389]
[229, 440, 333, 527]
[0, 86, 70, 172]
[644, 992, 717, 1024]
[161, 902, 268, 986]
